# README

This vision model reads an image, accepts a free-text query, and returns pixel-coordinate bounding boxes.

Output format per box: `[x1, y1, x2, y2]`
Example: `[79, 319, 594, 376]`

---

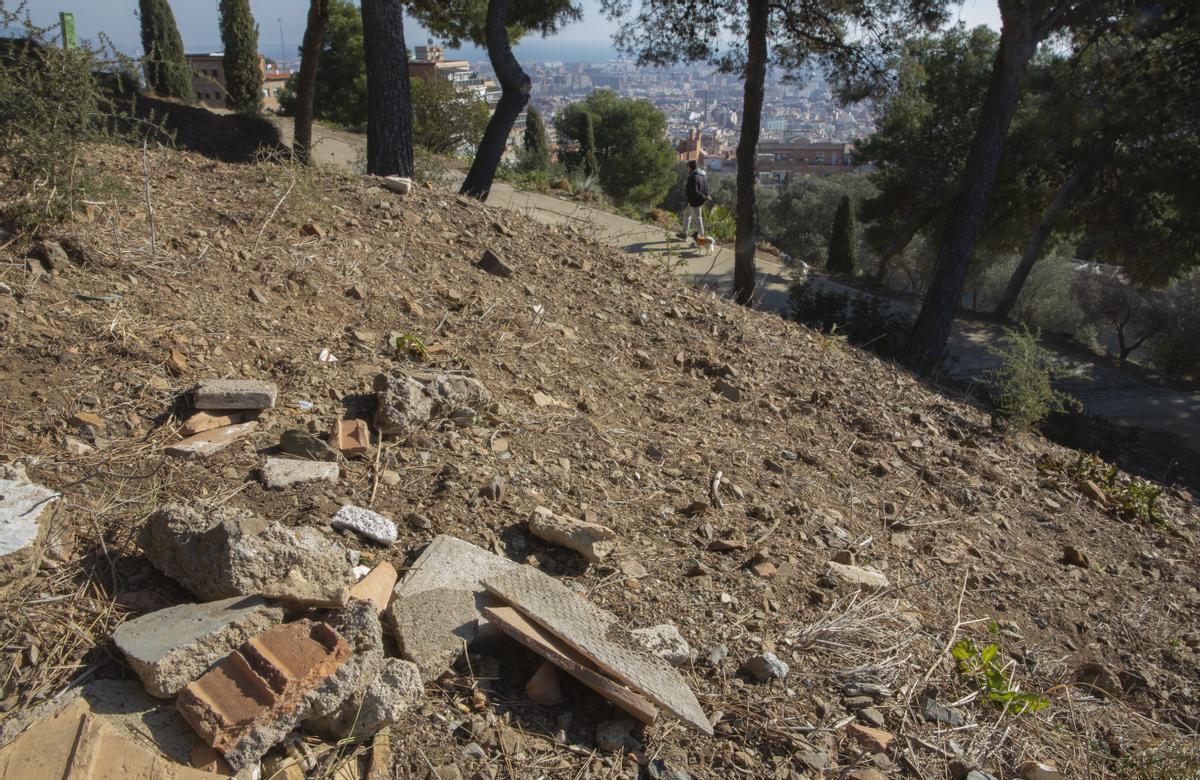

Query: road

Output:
[279, 118, 1200, 452]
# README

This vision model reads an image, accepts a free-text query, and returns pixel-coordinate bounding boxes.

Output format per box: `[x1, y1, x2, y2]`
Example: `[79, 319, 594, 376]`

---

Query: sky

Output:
[19, 0, 1002, 63]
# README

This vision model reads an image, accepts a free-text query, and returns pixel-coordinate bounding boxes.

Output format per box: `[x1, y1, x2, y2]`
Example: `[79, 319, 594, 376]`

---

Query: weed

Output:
[952, 638, 1050, 715]
[986, 326, 1080, 431]
[1046, 453, 1166, 526]
[387, 331, 428, 361]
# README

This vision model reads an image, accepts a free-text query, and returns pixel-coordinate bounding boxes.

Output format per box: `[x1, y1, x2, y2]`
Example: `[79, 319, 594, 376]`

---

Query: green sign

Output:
[60, 12, 77, 49]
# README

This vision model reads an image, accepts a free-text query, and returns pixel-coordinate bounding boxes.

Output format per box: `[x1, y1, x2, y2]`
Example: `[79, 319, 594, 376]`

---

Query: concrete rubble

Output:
[279, 428, 337, 461]
[260, 457, 340, 489]
[0, 465, 60, 580]
[528, 506, 617, 563]
[373, 370, 494, 436]
[193, 379, 278, 410]
[113, 595, 285, 698]
[166, 420, 258, 459]
[139, 502, 354, 607]
[331, 504, 398, 545]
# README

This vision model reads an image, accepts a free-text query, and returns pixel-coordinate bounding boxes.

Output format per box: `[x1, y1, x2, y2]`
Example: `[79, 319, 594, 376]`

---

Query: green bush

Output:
[0, 11, 150, 231]
[986, 326, 1080, 431]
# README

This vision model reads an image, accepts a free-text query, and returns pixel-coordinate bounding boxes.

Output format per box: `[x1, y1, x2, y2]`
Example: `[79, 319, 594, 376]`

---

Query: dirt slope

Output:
[0, 144, 1197, 779]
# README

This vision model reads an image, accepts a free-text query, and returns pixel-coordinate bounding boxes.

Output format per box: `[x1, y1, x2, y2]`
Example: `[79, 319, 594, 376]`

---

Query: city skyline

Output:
[20, 0, 1001, 64]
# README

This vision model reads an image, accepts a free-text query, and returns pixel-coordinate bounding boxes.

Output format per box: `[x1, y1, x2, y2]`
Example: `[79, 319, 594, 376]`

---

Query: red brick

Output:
[330, 419, 370, 457]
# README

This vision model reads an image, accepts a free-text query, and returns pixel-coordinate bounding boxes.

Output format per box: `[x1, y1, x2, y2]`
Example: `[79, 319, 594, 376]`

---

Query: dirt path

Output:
[278, 117, 1200, 451]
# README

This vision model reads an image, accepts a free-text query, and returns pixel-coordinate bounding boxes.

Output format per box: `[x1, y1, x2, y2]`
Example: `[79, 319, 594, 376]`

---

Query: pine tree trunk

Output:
[901, 9, 1039, 368]
[361, 0, 414, 177]
[993, 161, 1093, 318]
[733, 0, 769, 306]
[293, 0, 329, 166]
[461, 0, 530, 200]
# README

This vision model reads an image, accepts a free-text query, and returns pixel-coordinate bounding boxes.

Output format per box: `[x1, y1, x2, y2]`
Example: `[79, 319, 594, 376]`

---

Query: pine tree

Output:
[522, 106, 551, 170]
[219, 0, 262, 113]
[137, 0, 191, 101]
[581, 111, 599, 179]
[827, 195, 858, 274]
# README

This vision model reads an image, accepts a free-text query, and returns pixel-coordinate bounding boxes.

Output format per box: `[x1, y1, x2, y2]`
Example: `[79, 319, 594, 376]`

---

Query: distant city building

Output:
[183, 52, 293, 111]
[756, 138, 858, 181]
[408, 45, 501, 108]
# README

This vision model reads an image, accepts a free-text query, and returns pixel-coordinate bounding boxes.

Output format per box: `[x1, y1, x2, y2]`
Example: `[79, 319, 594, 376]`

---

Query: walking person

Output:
[677, 160, 710, 242]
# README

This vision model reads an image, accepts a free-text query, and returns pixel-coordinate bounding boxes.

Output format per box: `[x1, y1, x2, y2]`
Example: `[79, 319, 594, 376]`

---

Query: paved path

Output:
[278, 119, 1200, 451]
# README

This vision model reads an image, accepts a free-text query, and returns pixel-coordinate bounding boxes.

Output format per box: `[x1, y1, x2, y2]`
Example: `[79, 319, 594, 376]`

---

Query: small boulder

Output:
[743, 652, 788, 682]
[527, 506, 616, 563]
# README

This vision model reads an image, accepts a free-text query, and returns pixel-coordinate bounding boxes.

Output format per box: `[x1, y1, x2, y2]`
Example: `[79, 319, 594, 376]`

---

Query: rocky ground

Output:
[0, 144, 1198, 779]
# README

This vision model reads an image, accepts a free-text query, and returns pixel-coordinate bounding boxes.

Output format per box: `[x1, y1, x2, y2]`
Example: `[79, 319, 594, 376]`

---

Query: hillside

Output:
[0, 144, 1197, 779]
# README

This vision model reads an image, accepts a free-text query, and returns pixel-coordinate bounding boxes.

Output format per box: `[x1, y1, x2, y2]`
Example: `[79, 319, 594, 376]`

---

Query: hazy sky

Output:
[20, 0, 1002, 62]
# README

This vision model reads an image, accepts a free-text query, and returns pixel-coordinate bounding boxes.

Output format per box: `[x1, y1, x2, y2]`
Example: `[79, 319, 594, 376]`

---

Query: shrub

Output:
[789, 280, 913, 357]
[0, 10, 151, 231]
[986, 326, 1080, 431]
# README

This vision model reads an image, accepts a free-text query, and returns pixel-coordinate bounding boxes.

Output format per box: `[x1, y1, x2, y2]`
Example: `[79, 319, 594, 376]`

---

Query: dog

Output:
[695, 235, 716, 256]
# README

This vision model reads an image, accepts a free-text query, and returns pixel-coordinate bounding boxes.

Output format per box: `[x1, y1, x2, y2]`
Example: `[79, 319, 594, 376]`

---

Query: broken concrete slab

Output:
[826, 561, 890, 591]
[303, 598, 387, 740]
[139, 502, 354, 607]
[0, 698, 217, 780]
[181, 411, 245, 437]
[631, 624, 691, 667]
[348, 562, 397, 613]
[279, 429, 337, 461]
[260, 457, 339, 490]
[178, 620, 351, 769]
[528, 506, 616, 563]
[484, 567, 711, 735]
[484, 605, 658, 725]
[166, 421, 258, 459]
[387, 536, 522, 680]
[330, 419, 370, 457]
[113, 595, 285, 699]
[193, 379, 278, 410]
[389, 587, 479, 681]
[0, 467, 59, 580]
[373, 371, 494, 436]
[331, 505, 397, 545]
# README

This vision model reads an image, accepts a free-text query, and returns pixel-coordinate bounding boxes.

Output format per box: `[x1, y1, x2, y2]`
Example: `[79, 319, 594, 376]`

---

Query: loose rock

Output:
[280, 429, 337, 461]
[193, 379, 278, 410]
[742, 652, 788, 682]
[331, 505, 398, 545]
[260, 457, 340, 489]
[528, 506, 616, 563]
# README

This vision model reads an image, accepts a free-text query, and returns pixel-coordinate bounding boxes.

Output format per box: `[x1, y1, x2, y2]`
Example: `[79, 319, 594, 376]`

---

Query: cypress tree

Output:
[581, 112, 599, 179]
[219, 0, 262, 113]
[137, 0, 192, 101]
[522, 106, 551, 170]
[827, 194, 858, 274]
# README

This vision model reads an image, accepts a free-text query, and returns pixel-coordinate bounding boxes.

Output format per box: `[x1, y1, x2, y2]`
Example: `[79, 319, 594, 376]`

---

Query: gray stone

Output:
[38, 239, 69, 270]
[280, 429, 337, 461]
[858, 707, 886, 727]
[826, 561, 890, 591]
[193, 379, 277, 410]
[713, 378, 742, 402]
[743, 652, 789, 682]
[388, 587, 479, 680]
[919, 694, 965, 726]
[304, 600, 395, 740]
[631, 624, 691, 667]
[331, 505, 397, 545]
[0, 468, 59, 580]
[528, 506, 616, 563]
[260, 457, 340, 489]
[373, 371, 493, 436]
[138, 502, 354, 607]
[477, 248, 514, 278]
[462, 742, 486, 760]
[112, 595, 284, 698]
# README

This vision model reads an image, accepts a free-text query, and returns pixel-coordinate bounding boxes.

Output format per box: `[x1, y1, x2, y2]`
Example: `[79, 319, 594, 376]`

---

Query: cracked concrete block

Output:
[260, 457, 340, 489]
[826, 561, 890, 591]
[307, 658, 422, 739]
[139, 502, 354, 607]
[194, 380, 277, 410]
[528, 506, 616, 563]
[373, 371, 493, 436]
[177, 620, 352, 770]
[113, 595, 285, 698]
[387, 535, 522, 679]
